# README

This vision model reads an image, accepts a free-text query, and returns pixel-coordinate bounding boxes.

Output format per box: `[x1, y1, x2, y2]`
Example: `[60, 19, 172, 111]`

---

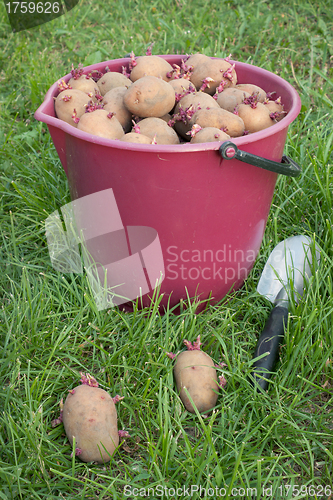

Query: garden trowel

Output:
[251, 235, 320, 391]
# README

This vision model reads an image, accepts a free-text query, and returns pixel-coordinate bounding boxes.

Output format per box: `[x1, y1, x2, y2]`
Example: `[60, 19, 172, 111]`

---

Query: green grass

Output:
[0, 0, 333, 498]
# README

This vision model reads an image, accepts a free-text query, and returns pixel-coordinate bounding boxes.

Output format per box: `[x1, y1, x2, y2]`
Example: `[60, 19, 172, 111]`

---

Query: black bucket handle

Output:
[219, 141, 301, 177]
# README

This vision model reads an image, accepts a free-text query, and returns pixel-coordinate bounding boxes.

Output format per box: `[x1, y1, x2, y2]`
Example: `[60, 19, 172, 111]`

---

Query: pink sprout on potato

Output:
[58, 79, 72, 92]
[71, 63, 84, 80]
[71, 447, 83, 457]
[183, 335, 202, 351]
[112, 395, 124, 403]
[243, 93, 260, 108]
[51, 398, 64, 428]
[118, 430, 130, 438]
[146, 42, 154, 56]
[80, 372, 99, 387]
[179, 59, 193, 79]
[72, 109, 80, 124]
[218, 374, 227, 389]
[166, 352, 177, 360]
[85, 101, 104, 112]
[213, 80, 228, 99]
[122, 66, 131, 78]
[129, 51, 137, 70]
[266, 91, 276, 100]
[186, 124, 202, 137]
[199, 77, 215, 92]
[215, 362, 228, 389]
[222, 63, 236, 81]
[132, 120, 141, 133]
[88, 69, 104, 82]
[173, 104, 197, 125]
[61, 94, 72, 102]
[167, 64, 181, 80]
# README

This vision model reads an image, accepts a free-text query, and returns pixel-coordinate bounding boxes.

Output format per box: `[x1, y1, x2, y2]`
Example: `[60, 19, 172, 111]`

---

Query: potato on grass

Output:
[237, 102, 275, 133]
[134, 117, 180, 145]
[216, 87, 250, 113]
[192, 107, 245, 137]
[130, 55, 174, 82]
[55, 89, 91, 126]
[123, 75, 175, 118]
[102, 87, 133, 132]
[169, 336, 220, 413]
[61, 373, 120, 463]
[190, 126, 230, 144]
[77, 109, 124, 140]
[97, 72, 132, 96]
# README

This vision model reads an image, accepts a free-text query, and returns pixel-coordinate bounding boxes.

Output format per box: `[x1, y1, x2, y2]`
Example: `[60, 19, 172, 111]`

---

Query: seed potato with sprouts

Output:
[192, 107, 245, 137]
[59, 373, 122, 464]
[237, 101, 275, 133]
[55, 89, 91, 127]
[190, 126, 230, 144]
[169, 336, 220, 414]
[216, 87, 251, 113]
[134, 117, 180, 145]
[77, 109, 124, 140]
[130, 55, 174, 82]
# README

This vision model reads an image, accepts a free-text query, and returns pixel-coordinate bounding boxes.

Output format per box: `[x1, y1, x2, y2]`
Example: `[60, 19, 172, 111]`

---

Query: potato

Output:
[77, 109, 125, 140]
[184, 53, 211, 71]
[172, 91, 220, 139]
[62, 383, 119, 463]
[123, 75, 175, 118]
[130, 55, 174, 82]
[168, 78, 196, 101]
[97, 72, 132, 96]
[190, 127, 230, 144]
[173, 338, 219, 413]
[216, 87, 250, 113]
[192, 107, 245, 137]
[235, 84, 267, 103]
[134, 117, 180, 145]
[102, 87, 133, 132]
[68, 75, 99, 97]
[120, 132, 153, 144]
[55, 89, 91, 127]
[237, 102, 275, 133]
[159, 113, 172, 123]
[190, 58, 237, 94]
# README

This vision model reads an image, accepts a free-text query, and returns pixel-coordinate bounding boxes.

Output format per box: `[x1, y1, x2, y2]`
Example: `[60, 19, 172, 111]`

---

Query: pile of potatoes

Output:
[54, 52, 286, 145]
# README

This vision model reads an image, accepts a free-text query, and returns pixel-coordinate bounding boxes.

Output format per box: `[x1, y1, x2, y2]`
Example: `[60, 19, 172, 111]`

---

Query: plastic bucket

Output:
[35, 55, 301, 311]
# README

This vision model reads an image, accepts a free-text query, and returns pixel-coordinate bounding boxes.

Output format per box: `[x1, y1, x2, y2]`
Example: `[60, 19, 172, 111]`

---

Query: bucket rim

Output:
[34, 55, 302, 154]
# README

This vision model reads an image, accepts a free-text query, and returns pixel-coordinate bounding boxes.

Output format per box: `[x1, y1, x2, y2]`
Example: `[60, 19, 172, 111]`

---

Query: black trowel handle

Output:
[251, 305, 289, 391]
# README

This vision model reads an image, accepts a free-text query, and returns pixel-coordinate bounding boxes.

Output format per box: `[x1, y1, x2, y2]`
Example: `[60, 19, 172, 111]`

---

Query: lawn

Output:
[0, 0, 332, 499]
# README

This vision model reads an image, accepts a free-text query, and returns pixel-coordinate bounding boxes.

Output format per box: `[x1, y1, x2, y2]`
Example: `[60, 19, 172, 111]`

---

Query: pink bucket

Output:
[35, 55, 301, 311]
